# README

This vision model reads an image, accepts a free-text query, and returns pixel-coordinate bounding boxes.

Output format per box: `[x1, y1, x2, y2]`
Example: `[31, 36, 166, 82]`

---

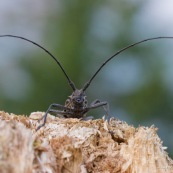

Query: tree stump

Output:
[0, 111, 173, 173]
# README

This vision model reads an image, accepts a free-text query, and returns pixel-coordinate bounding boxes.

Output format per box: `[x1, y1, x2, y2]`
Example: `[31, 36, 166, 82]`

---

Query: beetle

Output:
[0, 35, 173, 130]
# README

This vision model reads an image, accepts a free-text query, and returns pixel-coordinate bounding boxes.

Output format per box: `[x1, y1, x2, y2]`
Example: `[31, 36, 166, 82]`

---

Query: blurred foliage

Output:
[0, 0, 173, 157]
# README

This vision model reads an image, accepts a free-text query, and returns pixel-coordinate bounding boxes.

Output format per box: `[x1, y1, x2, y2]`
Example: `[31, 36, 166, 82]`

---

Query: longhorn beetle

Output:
[0, 35, 173, 130]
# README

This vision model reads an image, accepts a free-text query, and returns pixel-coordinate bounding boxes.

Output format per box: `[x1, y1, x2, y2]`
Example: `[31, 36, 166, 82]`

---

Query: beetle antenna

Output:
[83, 36, 173, 91]
[0, 34, 76, 91]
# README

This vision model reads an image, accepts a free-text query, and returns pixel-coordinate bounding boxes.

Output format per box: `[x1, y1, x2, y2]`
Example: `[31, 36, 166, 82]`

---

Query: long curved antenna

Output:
[83, 36, 173, 91]
[0, 34, 76, 91]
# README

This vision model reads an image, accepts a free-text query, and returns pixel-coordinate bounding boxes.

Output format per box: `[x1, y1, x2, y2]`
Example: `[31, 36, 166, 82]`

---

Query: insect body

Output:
[40, 89, 108, 126]
[0, 35, 173, 130]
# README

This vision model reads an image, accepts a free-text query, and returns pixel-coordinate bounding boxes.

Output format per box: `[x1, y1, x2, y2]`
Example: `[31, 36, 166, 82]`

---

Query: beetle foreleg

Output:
[36, 103, 73, 130]
[89, 100, 110, 118]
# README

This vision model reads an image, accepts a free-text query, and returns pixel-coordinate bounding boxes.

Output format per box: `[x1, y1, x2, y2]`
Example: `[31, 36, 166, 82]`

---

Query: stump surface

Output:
[0, 111, 173, 173]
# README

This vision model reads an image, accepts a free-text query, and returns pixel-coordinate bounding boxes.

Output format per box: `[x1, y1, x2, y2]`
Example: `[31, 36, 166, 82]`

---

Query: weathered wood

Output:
[0, 111, 172, 173]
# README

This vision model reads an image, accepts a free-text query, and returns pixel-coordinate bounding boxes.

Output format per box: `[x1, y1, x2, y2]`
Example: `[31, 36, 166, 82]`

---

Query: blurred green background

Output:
[0, 0, 173, 157]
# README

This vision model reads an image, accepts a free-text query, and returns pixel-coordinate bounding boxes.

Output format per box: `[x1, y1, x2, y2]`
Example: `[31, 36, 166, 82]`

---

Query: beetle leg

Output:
[89, 100, 110, 118]
[36, 103, 73, 130]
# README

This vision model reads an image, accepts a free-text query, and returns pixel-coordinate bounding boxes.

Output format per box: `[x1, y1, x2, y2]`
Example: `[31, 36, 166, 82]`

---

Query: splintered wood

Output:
[0, 111, 173, 173]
